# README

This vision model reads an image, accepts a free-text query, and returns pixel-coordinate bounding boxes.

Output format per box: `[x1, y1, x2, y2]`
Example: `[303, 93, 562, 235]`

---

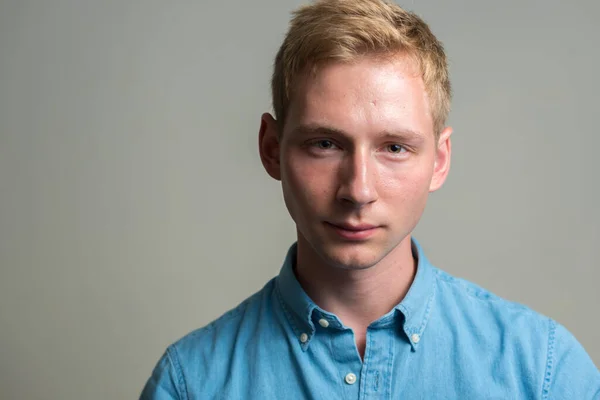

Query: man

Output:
[141, 0, 600, 398]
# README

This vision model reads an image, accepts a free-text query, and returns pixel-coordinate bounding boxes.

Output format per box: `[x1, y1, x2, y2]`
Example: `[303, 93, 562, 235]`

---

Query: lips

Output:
[325, 221, 380, 240]
[329, 222, 379, 231]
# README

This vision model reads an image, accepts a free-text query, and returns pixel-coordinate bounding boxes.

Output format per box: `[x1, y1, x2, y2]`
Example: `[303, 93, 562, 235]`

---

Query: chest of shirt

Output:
[184, 324, 541, 400]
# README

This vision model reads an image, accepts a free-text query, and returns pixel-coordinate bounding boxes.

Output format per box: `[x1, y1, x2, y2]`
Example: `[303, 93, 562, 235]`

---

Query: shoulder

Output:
[172, 277, 277, 359]
[140, 278, 279, 399]
[432, 268, 551, 367]
[434, 267, 550, 330]
[432, 267, 600, 397]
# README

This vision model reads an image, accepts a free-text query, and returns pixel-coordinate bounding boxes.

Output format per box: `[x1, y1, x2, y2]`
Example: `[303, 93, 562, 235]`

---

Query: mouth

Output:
[324, 221, 381, 241]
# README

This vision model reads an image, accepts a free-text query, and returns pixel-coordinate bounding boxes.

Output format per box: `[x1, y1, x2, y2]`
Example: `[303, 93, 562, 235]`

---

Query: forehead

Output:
[284, 55, 433, 139]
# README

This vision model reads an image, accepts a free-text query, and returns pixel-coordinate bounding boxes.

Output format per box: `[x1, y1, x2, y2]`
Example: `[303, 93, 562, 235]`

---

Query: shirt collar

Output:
[275, 238, 438, 351]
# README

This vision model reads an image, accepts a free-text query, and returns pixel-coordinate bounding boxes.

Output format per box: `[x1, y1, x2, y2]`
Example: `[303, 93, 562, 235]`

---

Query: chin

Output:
[317, 241, 385, 271]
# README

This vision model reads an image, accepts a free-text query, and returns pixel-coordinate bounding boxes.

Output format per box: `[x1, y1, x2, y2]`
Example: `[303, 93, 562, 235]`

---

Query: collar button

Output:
[318, 318, 330, 328]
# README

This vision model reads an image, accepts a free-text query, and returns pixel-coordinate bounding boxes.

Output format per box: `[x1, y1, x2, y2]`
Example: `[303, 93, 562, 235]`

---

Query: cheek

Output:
[282, 152, 336, 208]
[378, 161, 434, 203]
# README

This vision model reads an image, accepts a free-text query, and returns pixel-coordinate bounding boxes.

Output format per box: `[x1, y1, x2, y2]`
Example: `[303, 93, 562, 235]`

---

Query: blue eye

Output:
[387, 144, 406, 153]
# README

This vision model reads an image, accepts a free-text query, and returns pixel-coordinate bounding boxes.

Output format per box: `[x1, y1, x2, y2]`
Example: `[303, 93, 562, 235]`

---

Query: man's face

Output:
[260, 54, 451, 270]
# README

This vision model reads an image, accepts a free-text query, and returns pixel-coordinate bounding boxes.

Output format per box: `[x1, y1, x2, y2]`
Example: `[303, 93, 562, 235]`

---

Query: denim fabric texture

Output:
[140, 239, 600, 399]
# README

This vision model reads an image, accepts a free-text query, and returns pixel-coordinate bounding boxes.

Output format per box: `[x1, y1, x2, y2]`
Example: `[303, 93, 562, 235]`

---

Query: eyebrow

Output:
[290, 124, 426, 143]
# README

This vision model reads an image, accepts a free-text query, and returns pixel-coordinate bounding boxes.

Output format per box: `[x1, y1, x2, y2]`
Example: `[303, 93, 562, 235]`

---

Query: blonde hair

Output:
[271, 0, 451, 137]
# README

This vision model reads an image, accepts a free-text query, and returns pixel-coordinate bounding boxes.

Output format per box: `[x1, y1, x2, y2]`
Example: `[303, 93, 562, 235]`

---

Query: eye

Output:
[312, 140, 337, 150]
[387, 144, 407, 153]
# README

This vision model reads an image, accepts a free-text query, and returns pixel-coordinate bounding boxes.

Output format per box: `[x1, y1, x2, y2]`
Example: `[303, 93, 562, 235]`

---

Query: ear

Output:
[429, 126, 452, 192]
[258, 113, 282, 181]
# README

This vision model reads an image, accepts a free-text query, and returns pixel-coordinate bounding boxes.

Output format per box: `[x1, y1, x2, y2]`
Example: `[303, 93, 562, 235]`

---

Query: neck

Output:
[294, 235, 416, 331]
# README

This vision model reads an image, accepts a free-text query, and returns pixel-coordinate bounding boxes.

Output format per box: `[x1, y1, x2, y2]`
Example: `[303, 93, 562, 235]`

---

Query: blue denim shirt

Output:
[140, 240, 600, 399]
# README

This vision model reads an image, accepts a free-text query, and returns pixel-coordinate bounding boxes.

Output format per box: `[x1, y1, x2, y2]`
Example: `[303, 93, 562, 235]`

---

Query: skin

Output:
[259, 53, 452, 359]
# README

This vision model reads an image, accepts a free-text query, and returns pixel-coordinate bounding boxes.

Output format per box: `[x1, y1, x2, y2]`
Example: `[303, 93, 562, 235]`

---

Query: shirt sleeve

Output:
[139, 346, 186, 400]
[543, 320, 600, 399]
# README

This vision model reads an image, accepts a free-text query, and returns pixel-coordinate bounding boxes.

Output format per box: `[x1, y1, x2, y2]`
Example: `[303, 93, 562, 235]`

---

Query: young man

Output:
[141, 0, 600, 398]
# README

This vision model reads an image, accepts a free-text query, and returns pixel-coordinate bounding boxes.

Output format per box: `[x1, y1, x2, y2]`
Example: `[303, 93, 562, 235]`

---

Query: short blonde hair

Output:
[271, 0, 451, 137]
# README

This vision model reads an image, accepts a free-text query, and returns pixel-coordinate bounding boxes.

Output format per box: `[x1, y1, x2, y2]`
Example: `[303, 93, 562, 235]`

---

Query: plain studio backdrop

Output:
[0, 0, 598, 398]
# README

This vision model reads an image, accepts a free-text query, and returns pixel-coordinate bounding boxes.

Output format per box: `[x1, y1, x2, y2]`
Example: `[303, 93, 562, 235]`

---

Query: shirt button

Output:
[345, 373, 357, 385]
[411, 333, 421, 344]
[318, 318, 329, 328]
[300, 333, 308, 343]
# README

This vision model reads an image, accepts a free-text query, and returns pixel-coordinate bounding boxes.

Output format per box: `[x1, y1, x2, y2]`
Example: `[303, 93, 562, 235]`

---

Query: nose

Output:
[336, 148, 378, 208]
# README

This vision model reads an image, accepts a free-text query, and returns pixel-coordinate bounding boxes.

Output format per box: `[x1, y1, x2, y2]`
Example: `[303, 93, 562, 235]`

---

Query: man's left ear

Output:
[429, 126, 452, 192]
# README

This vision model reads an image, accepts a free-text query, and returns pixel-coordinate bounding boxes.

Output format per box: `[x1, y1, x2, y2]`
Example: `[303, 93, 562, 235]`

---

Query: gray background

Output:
[0, 0, 598, 398]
